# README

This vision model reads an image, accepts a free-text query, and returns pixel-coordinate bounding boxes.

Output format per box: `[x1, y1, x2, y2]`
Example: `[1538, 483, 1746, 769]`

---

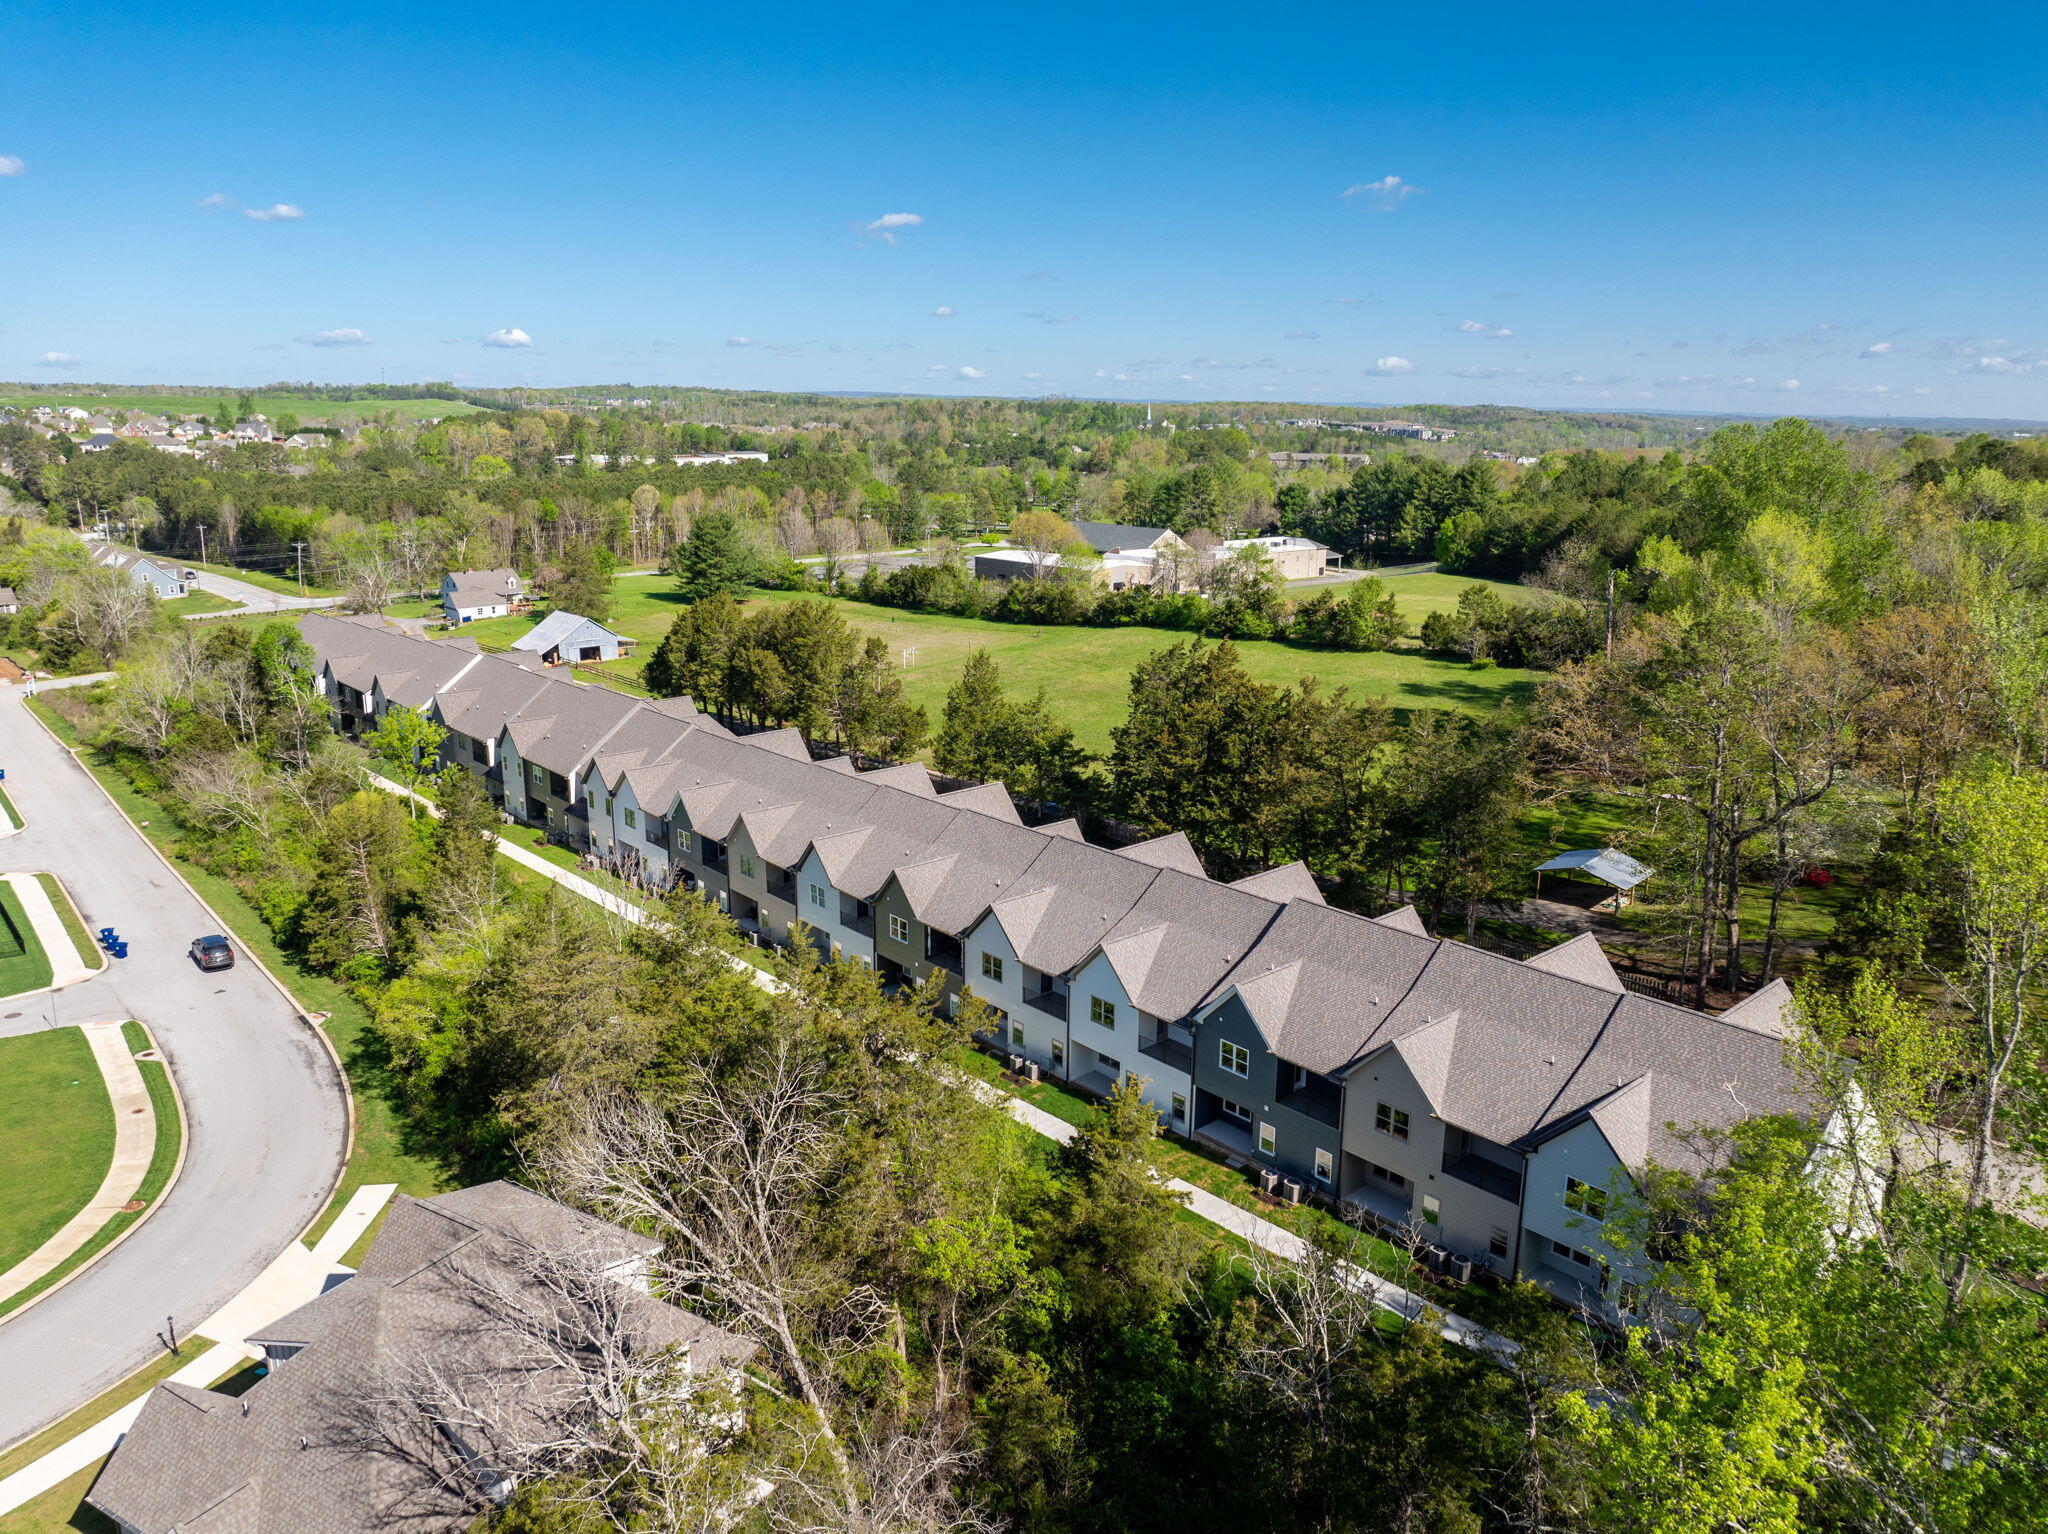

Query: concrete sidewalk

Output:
[6, 871, 98, 987]
[0, 1021, 156, 1307]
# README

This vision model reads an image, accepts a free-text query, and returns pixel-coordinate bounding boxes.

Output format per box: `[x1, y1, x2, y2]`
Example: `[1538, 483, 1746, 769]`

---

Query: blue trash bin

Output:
[111, 942, 128, 959]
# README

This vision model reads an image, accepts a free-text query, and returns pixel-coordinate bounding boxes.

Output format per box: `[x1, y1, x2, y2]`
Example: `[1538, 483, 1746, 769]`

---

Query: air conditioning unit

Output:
[1281, 1179, 1305, 1204]
[1449, 1257, 1473, 1284]
[1006, 1053, 1025, 1075]
[1258, 1168, 1282, 1195]
[1023, 1061, 1041, 1084]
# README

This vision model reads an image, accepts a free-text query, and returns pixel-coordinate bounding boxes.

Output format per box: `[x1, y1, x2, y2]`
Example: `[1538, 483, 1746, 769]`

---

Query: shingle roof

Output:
[301, 620, 1809, 1170]
[1536, 846, 1655, 890]
[444, 567, 521, 607]
[1072, 520, 1176, 553]
[89, 1183, 754, 1534]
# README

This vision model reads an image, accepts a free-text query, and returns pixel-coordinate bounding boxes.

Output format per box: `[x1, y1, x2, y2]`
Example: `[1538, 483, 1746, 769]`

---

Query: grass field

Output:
[437, 573, 1540, 751]
[0, 883, 54, 997]
[0, 392, 487, 424]
[0, 1029, 113, 1278]
[0, 786, 18, 832]
[0, 1021, 183, 1320]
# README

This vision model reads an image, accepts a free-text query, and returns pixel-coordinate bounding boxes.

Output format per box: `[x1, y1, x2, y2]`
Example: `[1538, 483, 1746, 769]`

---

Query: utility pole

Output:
[293, 540, 308, 596]
[198, 525, 207, 567]
[1605, 568, 1615, 657]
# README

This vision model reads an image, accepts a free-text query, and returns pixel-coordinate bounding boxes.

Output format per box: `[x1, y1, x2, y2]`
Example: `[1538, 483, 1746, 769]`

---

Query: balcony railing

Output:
[1139, 1034, 1193, 1075]
[765, 870, 797, 903]
[1276, 1076, 1341, 1128]
[1441, 1153, 1522, 1204]
[839, 902, 876, 938]
[1023, 988, 1069, 1021]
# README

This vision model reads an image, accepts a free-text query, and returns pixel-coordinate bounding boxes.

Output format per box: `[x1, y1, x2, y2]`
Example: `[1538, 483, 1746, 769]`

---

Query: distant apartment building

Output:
[302, 613, 1822, 1320]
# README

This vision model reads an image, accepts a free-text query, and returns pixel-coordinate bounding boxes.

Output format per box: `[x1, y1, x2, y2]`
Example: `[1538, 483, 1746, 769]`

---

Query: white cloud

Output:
[1490, 327, 1514, 339]
[1178, 374, 1195, 381]
[1366, 356, 1415, 375]
[1861, 341, 1893, 357]
[932, 306, 956, 317]
[861, 211, 923, 245]
[198, 192, 233, 212]
[1966, 356, 2044, 375]
[307, 327, 370, 347]
[0, 156, 24, 178]
[36, 351, 81, 368]
[243, 203, 305, 222]
[1456, 319, 1488, 333]
[1776, 379, 1801, 390]
[1283, 330, 1320, 340]
[482, 327, 534, 348]
[957, 366, 985, 379]
[1342, 174, 1422, 210]
[1021, 371, 1043, 380]
[725, 336, 754, 347]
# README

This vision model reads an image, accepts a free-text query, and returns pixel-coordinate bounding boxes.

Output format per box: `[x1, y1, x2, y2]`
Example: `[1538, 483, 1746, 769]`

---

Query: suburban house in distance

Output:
[510, 609, 633, 665]
[88, 545, 187, 599]
[87, 1182, 756, 1534]
[441, 566, 526, 625]
[300, 613, 1822, 1320]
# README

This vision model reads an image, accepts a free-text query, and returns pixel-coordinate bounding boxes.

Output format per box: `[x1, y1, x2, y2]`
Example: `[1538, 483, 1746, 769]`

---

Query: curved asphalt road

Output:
[0, 690, 349, 1447]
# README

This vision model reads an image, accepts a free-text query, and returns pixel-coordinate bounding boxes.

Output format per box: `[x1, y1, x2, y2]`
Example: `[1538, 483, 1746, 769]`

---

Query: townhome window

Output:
[888, 914, 910, 944]
[1256, 1122, 1277, 1156]
[1375, 1102, 1410, 1140]
[1050, 1041, 1064, 1070]
[1098, 1053, 1121, 1075]
[1313, 1147, 1334, 1183]
[1421, 1194, 1441, 1226]
[1489, 1228, 1511, 1261]
[1089, 996, 1116, 1029]
[1219, 1097, 1253, 1126]
[737, 853, 756, 879]
[1550, 1239, 1597, 1270]
[809, 882, 828, 908]
[1219, 1039, 1250, 1078]
[981, 952, 1004, 983]
[604, 794, 614, 815]
[1170, 1092, 1187, 1124]
[1011, 1022, 1025, 1047]
[1564, 1177, 1609, 1221]
[623, 808, 638, 830]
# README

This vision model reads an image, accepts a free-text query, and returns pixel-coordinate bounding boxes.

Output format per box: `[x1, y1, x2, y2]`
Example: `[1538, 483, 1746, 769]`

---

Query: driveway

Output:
[184, 567, 341, 618]
[0, 692, 349, 1447]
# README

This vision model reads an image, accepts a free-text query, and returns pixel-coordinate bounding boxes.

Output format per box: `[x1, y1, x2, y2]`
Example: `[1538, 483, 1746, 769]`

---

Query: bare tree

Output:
[814, 517, 859, 583]
[169, 748, 275, 836]
[334, 1238, 760, 1534]
[538, 1044, 962, 1525]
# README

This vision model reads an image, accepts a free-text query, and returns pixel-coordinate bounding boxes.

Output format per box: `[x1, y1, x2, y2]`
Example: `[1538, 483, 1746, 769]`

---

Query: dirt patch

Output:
[0, 658, 26, 684]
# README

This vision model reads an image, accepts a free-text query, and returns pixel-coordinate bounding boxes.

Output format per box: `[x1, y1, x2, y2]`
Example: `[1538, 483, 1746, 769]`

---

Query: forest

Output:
[8, 395, 2048, 1530]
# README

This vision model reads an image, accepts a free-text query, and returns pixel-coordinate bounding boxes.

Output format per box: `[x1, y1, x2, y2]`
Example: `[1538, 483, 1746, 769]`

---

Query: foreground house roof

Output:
[89, 1183, 754, 1534]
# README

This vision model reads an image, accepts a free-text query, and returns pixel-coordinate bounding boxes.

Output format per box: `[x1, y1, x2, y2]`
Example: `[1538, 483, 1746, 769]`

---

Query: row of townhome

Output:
[304, 612, 1814, 1318]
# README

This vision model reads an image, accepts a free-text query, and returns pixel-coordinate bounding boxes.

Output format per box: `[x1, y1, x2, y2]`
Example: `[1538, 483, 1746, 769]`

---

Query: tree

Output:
[933, 650, 1088, 810]
[833, 635, 928, 765]
[1049, 1076, 1194, 1323]
[303, 789, 418, 973]
[425, 764, 503, 939]
[1010, 509, 1081, 578]
[549, 541, 614, 621]
[666, 509, 757, 601]
[643, 592, 745, 710]
[364, 702, 448, 814]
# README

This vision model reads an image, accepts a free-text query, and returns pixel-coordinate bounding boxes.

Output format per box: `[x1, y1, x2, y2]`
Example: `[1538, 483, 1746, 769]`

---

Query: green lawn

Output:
[0, 785, 19, 831]
[24, 701, 451, 1240]
[0, 392, 487, 424]
[480, 577, 1538, 751]
[159, 591, 237, 618]
[0, 882, 54, 997]
[0, 1029, 113, 1278]
[0, 1022, 185, 1319]
[33, 875, 103, 975]
[384, 597, 440, 619]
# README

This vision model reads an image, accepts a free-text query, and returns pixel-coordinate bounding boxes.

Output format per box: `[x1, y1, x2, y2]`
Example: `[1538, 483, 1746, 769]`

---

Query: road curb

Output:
[19, 701, 357, 1247]
[0, 1021, 192, 1346]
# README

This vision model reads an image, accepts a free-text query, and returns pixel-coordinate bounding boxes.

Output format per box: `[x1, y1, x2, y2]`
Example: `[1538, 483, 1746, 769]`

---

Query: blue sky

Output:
[3, 0, 2045, 419]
